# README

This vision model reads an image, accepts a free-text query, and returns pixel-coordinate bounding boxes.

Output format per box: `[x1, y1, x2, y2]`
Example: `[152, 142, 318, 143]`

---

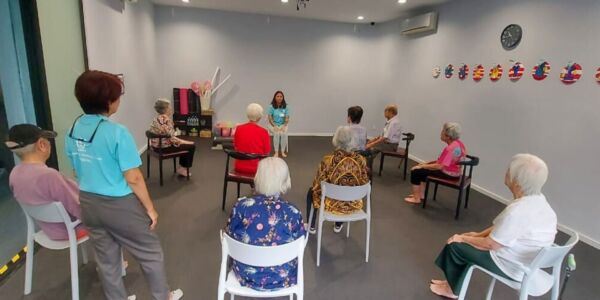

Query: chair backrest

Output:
[146, 130, 170, 150]
[223, 148, 269, 172]
[528, 229, 579, 271]
[221, 231, 306, 267]
[457, 154, 479, 183]
[402, 132, 415, 152]
[19, 202, 74, 226]
[321, 181, 371, 202]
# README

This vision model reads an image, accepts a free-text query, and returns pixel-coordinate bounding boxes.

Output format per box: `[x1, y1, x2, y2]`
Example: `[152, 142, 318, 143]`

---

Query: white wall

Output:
[154, 7, 392, 135]
[82, 0, 159, 149]
[385, 0, 600, 246]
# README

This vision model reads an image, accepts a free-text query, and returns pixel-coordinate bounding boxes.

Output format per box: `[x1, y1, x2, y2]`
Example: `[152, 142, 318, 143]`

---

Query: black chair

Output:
[222, 148, 268, 211]
[378, 133, 415, 180]
[145, 130, 190, 186]
[422, 155, 480, 219]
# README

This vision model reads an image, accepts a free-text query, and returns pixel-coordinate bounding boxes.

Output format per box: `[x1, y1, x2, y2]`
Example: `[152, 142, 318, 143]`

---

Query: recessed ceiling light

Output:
[281, 0, 289, 3]
[357, 16, 365, 20]
[182, 0, 190, 3]
[398, 0, 407, 3]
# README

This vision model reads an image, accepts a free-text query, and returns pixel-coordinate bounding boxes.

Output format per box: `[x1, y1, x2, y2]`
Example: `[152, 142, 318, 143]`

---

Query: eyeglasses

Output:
[68, 115, 106, 143]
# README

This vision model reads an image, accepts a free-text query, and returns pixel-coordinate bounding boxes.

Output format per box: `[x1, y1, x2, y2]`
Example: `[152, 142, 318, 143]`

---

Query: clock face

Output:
[501, 24, 522, 50]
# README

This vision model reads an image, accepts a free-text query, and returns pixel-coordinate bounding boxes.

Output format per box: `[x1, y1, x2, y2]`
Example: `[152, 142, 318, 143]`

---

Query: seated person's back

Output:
[233, 103, 271, 174]
[6, 124, 86, 241]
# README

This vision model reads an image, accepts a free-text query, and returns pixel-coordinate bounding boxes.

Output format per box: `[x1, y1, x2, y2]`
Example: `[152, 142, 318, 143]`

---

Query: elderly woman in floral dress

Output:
[225, 157, 306, 290]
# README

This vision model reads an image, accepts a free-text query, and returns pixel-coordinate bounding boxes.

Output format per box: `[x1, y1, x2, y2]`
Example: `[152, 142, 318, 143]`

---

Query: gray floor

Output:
[0, 136, 597, 299]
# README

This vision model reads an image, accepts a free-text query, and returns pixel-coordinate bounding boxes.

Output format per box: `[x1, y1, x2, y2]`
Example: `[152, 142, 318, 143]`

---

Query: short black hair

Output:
[347, 106, 363, 124]
[74, 70, 122, 114]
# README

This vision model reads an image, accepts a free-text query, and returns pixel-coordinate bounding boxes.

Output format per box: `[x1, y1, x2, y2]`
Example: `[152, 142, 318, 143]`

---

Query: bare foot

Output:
[430, 282, 458, 299]
[430, 279, 447, 285]
[176, 167, 191, 177]
[404, 196, 421, 204]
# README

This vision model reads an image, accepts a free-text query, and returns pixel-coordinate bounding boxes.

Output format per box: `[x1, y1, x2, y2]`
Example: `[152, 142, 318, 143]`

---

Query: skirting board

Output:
[407, 154, 600, 250]
[138, 144, 148, 155]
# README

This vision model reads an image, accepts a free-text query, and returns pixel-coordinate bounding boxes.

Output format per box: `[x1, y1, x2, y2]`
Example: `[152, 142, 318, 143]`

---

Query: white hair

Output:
[8, 143, 36, 158]
[508, 153, 548, 196]
[254, 157, 291, 196]
[246, 103, 264, 122]
[332, 126, 358, 152]
[443, 122, 461, 140]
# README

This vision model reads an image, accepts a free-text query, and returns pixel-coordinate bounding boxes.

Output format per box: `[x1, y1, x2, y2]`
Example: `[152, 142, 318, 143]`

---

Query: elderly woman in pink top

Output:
[405, 122, 466, 204]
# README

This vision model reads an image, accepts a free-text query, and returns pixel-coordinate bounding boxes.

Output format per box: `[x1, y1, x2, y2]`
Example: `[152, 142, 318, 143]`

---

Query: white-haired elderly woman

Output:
[430, 154, 557, 299]
[405, 122, 466, 204]
[233, 103, 271, 175]
[149, 98, 196, 176]
[306, 126, 370, 233]
[225, 157, 306, 291]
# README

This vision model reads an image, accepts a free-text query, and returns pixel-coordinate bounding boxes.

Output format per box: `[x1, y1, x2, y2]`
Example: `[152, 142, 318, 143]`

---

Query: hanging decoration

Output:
[560, 62, 582, 84]
[595, 67, 600, 83]
[432, 66, 441, 78]
[532, 61, 551, 81]
[508, 62, 525, 81]
[445, 64, 454, 78]
[458, 64, 469, 80]
[489, 64, 503, 81]
[473, 64, 485, 81]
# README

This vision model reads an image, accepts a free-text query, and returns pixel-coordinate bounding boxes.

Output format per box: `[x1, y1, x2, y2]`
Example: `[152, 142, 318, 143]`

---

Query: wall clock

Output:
[501, 24, 522, 50]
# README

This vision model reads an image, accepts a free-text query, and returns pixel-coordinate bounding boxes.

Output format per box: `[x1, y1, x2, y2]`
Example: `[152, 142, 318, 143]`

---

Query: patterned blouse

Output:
[311, 149, 370, 214]
[226, 194, 306, 291]
[149, 114, 178, 148]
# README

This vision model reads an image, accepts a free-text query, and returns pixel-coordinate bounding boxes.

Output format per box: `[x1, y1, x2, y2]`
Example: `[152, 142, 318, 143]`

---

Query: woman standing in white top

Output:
[430, 154, 557, 299]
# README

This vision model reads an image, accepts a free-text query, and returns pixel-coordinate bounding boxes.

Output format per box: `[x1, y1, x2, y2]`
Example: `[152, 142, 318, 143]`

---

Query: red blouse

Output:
[233, 122, 271, 174]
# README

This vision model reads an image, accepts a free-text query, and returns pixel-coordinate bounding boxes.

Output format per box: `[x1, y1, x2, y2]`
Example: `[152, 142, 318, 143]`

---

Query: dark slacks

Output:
[410, 168, 457, 185]
[154, 144, 196, 168]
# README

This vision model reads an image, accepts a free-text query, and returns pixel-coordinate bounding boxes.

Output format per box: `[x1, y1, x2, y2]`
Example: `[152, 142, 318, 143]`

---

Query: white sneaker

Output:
[127, 296, 136, 300]
[170, 289, 184, 300]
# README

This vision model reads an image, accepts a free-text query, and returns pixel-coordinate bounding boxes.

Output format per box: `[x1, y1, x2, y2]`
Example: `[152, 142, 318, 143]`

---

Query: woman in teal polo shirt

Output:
[65, 70, 182, 300]
[267, 90, 290, 157]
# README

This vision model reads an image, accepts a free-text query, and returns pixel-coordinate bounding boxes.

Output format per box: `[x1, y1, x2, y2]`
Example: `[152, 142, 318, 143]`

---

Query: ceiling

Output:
[151, 0, 452, 23]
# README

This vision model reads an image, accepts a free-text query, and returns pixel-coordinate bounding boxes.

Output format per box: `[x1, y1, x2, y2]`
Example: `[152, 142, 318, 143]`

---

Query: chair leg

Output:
[465, 185, 471, 209]
[346, 222, 350, 238]
[433, 183, 439, 201]
[378, 153, 384, 176]
[159, 158, 164, 186]
[146, 152, 150, 178]
[236, 182, 241, 199]
[289, 294, 293, 300]
[222, 179, 228, 211]
[173, 157, 177, 173]
[24, 239, 34, 295]
[69, 242, 80, 300]
[297, 291, 303, 300]
[422, 181, 430, 209]
[365, 218, 370, 263]
[455, 188, 464, 220]
[81, 243, 89, 265]
[403, 157, 408, 181]
[486, 278, 496, 300]
[317, 218, 324, 267]
[230, 294, 235, 300]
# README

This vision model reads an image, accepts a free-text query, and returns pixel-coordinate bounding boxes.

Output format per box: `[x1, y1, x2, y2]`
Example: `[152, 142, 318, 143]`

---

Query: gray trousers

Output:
[80, 192, 170, 300]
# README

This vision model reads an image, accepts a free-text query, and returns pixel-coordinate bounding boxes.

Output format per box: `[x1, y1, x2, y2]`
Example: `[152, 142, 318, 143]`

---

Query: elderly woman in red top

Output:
[405, 122, 466, 204]
[233, 103, 271, 174]
[149, 98, 196, 177]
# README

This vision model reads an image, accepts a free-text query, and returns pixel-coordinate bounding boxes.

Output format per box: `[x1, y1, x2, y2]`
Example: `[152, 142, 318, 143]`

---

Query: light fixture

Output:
[182, 0, 190, 3]
[398, 0, 407, 3]
[281, 0, 289, 3]
[357, 16, 365, 20]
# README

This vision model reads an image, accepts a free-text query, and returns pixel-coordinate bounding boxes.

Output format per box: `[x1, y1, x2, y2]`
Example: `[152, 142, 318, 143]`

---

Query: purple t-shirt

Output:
[9, 163, 82, 240]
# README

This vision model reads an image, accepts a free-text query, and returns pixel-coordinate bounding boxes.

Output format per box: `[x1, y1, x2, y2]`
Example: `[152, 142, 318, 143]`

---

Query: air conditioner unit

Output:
[401, 12, 438, 36]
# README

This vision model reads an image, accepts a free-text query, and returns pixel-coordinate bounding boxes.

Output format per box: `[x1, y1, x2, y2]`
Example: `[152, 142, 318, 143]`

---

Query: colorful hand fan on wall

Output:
[473, 64, 485, 81]
[560, 62, 582, 84]
[489, 64, 503, 81]
[458, 64, 469, 80]
[508, 62, 525, 81]
[445, 64, 454, 78]
[432, 66, 441, 78]
[532, 61, 551, 81]
[596, 67, 600, 83]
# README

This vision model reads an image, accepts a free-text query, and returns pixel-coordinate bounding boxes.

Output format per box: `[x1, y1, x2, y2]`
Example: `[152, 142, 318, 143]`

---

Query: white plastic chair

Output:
[217, 230, 308, 300]
[19, 202, 90, 300]
[308, 181, 371, 266]
[458, 228, 579, 300]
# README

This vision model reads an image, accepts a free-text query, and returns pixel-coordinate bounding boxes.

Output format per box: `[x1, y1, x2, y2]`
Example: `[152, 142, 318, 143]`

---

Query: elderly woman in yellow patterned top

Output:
[305, 126, 370, 234]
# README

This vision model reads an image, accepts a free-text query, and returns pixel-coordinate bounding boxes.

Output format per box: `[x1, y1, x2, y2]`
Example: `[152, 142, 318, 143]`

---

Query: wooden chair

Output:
[145, 130, 190, 186]
[422, 155, 479, 219]
[222, 148, 268, 210]
[378, 132, 415, 180]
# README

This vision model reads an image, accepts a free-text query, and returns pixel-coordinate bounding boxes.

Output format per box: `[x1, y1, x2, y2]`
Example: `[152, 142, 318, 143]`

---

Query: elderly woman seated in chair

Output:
[306, 126, 370, 234]
[149, 98, 196, 176]
[225, 157, 305, 291]
[430, 154, 557, 299]
[405, 122, 466, 204]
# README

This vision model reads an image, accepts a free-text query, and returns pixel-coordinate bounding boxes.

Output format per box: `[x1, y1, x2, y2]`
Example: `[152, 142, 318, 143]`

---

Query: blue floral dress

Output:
[226, 194, 306, 290]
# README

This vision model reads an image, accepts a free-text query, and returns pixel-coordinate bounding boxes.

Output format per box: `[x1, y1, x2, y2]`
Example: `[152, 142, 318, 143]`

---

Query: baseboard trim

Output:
[138, 144, 148, 155]
[408, 154, 600, 250]
[288, 132, 333, 137]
